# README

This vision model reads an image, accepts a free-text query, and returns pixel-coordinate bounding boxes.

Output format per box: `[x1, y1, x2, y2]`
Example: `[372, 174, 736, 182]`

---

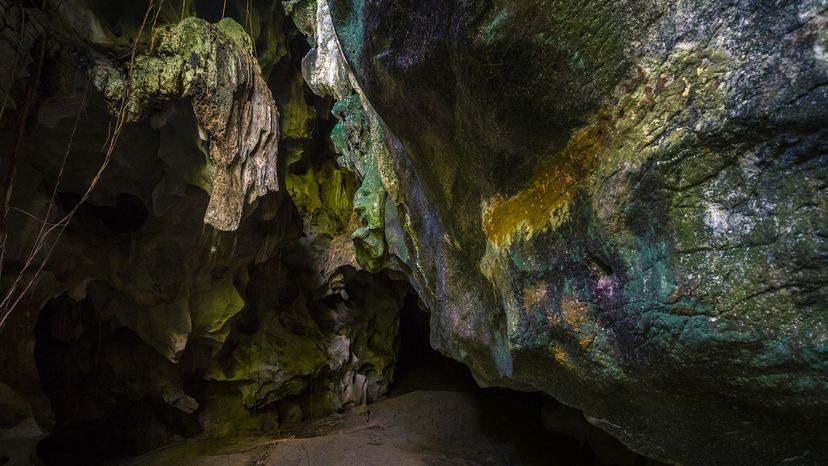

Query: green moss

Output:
[319, 167, 356, 228]
[96, 17, 259, 122]
[197, 394, 279, 438]
[280, 72, 316, 140]
[330, 95, 392, 270]
[286, 160, 357, 236]
[94, 15, 281, 231]
[190, 274, 246, 345]
[216, 17, 254, 54]
[287, 169, 324, 213]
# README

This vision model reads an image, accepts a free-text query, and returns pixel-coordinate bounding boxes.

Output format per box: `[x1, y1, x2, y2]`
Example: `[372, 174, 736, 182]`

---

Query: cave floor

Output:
[123, 389, 571, 466]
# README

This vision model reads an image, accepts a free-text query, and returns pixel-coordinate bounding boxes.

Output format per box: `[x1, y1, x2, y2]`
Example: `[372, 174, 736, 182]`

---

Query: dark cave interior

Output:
[0, 2, 669, 465]
[30, 290, 659, 466]
[392, 294, 660, 466]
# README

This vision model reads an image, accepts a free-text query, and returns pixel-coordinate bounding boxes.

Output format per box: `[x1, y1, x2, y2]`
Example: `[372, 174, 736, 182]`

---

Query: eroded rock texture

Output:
[316, 0, 828, 464]
[93, 16, 279, 231]
[0, 0, 409, 459]
[0, 0, 826, 464]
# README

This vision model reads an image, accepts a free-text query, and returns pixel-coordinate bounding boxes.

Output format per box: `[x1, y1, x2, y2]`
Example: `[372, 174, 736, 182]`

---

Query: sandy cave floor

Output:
[124, 389, 572, 466]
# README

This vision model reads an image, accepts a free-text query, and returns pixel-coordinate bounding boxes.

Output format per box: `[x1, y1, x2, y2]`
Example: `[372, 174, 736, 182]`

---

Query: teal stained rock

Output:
[324, 0, 828, 463]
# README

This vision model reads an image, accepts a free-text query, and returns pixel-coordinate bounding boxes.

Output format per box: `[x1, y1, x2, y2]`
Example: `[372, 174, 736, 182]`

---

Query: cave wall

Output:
[0, 0, 410, 458]
[0, 0, 826, 464]
[312, 0, 828, 464]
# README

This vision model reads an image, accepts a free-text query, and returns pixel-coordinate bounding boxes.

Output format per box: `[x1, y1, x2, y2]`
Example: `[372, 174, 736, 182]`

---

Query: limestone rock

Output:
[0, 5, 408, 456]
[323, 0, 828, 463]
[92, 17, 279, 231]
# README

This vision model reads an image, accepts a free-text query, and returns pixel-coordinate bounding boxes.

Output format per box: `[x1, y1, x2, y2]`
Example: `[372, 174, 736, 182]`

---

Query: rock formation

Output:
[0, 0, 826, 464]
[319, 0, 828, 464]
[0, 0, 408, 458]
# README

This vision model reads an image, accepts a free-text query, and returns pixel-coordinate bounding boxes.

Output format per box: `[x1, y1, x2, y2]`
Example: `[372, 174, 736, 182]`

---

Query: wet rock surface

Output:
[0, 0, 825, 465]
[325, 0, 828, 464]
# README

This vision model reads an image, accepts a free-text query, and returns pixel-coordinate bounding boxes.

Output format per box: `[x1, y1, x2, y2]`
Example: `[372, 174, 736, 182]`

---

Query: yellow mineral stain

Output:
[551, 345, 578, 371]
[483, 113, 615, 247]
[560, 294, 590, 329]
[481, 48, 730, 248]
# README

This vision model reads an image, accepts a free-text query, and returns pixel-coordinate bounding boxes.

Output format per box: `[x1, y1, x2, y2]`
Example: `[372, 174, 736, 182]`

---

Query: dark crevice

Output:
[57, 192, 149, 234]
[391, 292, 477, 394]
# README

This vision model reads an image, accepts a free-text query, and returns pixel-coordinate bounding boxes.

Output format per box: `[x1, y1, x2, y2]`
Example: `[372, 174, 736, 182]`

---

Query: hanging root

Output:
[0, 0, 158, 332]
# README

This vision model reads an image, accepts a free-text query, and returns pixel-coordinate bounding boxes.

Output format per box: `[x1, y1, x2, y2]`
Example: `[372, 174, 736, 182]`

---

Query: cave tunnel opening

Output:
[392, 292, 478, 394]
[390, 293, 660, 466]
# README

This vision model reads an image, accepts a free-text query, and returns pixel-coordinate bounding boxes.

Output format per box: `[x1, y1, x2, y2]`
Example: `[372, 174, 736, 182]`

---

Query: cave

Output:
[1, 0, 827, 465]
[391, 294, 659, 466]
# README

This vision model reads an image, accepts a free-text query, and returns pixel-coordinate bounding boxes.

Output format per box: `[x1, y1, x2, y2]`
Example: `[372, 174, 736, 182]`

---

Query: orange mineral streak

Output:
[558, 295, 590, 330]
[483, 114, 616, 247]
